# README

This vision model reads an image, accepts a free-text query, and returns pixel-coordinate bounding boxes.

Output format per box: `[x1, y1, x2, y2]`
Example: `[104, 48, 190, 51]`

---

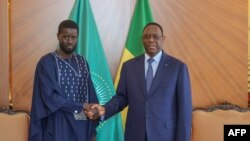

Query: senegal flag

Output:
[68, 0, 124, 141]
[114, 0, 154, 128]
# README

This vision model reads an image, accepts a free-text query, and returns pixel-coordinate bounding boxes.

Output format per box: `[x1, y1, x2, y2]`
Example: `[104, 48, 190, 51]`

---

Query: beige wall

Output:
[151, 0, 247, 108]
[0, 0, 247, 111]
[248, 0, 250, 106]
[0, 0, 9, 108]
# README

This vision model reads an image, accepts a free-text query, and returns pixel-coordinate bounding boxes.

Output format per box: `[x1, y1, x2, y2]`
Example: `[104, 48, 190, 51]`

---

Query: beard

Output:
[59, 43, 77, 55]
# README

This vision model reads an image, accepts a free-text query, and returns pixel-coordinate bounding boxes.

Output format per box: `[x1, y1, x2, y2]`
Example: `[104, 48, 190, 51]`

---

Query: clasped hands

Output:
[83, 103, 105, 120]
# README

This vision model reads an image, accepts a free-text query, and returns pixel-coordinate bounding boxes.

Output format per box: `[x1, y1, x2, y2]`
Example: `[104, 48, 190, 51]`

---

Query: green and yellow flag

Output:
[114, 0, 154, 128]
[69, 0, 124, 140]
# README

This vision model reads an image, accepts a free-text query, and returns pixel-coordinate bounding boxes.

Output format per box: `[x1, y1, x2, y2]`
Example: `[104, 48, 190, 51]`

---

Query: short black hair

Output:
[58, 20, 79, 35]
[143, 22, 164, 36]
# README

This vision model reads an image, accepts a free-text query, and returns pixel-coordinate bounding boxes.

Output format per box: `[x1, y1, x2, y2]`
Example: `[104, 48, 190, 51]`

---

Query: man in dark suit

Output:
[86, 22, 192, 141]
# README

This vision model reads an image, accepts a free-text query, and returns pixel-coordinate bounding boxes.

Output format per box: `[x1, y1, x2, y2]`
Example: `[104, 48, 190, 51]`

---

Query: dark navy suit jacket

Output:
[104, 51, 192, 141]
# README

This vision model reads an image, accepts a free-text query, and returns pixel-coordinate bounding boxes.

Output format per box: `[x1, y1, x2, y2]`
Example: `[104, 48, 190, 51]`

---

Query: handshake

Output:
[83, 103, 105, 120]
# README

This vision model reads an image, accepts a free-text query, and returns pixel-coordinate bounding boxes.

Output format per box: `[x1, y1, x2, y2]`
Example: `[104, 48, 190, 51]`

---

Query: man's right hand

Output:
[83, 103, 105, 120]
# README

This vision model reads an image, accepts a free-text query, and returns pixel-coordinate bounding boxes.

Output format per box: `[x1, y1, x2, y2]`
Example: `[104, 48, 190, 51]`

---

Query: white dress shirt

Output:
[144, 50, 162, 78]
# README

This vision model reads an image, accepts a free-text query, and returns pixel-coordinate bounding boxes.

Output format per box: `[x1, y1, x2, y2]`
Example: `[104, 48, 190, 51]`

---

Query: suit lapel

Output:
[149, 52, 171, 96]
[134, 55, 148, 97]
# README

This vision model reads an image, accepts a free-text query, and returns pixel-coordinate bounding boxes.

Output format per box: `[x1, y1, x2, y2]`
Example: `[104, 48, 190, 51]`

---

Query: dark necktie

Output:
[146, 58, 154, 93]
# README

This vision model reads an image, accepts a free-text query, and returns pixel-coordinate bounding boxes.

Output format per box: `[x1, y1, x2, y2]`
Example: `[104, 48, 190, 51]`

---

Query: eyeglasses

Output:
[142, 34, 163, 40]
